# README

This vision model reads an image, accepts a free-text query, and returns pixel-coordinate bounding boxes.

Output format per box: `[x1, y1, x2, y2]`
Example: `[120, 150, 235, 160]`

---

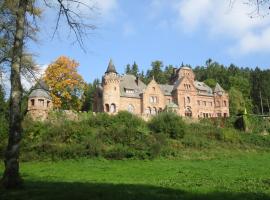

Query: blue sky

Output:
[28, 0, 270, 84]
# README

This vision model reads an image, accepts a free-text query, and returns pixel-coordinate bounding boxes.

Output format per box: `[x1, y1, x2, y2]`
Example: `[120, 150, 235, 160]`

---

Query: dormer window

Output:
[125, 89, 134, 94]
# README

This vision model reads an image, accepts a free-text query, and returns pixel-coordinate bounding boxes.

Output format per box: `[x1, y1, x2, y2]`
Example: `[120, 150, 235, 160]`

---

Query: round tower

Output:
[102, 59, 121, 114]
[28, 80, 53, 120]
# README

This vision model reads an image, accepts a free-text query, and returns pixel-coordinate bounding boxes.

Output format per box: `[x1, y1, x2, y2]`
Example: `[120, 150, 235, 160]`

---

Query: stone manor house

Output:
[93, 60, 229, 119]
[27, 59, 229, 120]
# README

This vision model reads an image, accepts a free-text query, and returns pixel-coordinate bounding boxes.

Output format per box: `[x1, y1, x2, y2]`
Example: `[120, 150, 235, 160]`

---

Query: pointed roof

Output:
[214, 83, 225, 93]
[106, 59, 117, 74]
[29, 80, 51, 100]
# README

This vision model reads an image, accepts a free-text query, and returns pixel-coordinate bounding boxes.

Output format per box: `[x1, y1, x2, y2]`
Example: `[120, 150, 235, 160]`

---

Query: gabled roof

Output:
[194, 81, 213, 96]
[214, 83, 225, 93]
[106, 59, 117, 74]
[120, 74, 146, 98]
[159, 84, 174, 96]
[173, 77, 184, 90]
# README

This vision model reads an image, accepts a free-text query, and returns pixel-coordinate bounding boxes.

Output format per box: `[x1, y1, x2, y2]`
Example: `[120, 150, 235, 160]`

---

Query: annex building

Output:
[93, 60, 229, 119]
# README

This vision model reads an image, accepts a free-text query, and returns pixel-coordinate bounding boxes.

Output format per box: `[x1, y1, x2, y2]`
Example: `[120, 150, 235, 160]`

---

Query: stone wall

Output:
[119, 97, 142, 115]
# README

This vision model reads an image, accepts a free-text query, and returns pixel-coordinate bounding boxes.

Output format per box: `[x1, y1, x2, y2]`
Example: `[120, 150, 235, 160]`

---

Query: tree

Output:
[1, 0, 96, 188]
[204, 78, 216, 88]
[146, 61, 166, 84]
[44, 56, 85, 110]
[229, 87, 246, 115]
[81, 79, 100, 112]
[131, 62, 139, 76]
[125, 64, 131, 74]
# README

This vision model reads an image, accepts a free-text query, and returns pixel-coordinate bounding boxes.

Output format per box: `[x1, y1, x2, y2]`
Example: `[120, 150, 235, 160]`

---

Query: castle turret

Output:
[28, 80, 53, 120]
[170, 65, 195, 84]
[102, 59, 121, 114]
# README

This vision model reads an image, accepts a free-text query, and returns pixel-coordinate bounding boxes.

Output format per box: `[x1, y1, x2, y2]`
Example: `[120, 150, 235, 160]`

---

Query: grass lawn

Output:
[0, 152, 270, 200]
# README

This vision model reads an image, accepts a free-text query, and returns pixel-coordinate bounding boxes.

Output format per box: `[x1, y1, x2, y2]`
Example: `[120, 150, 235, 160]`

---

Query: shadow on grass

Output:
[1, 181, 270, 200]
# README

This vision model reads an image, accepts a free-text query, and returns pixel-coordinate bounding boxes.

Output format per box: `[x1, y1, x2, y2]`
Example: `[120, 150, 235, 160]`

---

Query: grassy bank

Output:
[1, 152, 270, 200]
[1, 111, 269, 161]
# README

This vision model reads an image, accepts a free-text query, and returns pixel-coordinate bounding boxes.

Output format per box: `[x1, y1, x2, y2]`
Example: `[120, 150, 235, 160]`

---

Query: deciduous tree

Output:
[44, 56, 85, 110]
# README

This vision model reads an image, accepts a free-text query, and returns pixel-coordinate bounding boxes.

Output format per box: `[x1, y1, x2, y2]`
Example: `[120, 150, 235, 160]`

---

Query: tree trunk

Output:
[1, 0, 28, 189]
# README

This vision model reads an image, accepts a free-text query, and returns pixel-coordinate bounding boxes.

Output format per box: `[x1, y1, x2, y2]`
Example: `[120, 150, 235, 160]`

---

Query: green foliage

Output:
[229, 87, 246, 115]
[81, 79, 100, 112]
[1, 108, 270, 161]
[204, 78, 216, 88]
[148, 112, 186, 139]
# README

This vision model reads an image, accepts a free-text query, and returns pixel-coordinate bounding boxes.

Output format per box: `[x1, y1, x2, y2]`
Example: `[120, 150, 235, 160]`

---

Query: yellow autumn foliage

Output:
[44, 56, 86, 110]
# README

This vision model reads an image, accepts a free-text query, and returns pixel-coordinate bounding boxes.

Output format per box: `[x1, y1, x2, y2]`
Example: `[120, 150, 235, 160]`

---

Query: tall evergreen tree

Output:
[125, 64, 131, 74]
[131, 62, 139, 76]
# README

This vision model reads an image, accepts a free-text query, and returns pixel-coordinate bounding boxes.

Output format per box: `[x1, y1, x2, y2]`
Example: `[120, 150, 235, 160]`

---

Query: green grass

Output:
[1, 152, 270, 200]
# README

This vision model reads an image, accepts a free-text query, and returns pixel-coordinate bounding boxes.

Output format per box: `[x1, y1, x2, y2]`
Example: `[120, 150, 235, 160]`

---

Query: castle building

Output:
[28, 81, 53, 120]
[94, 59, 229, 118]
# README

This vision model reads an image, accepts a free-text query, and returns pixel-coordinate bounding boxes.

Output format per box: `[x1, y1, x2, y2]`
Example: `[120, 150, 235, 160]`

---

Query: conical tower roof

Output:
[29, 80, 51, 100]
[106, 59, 117, 74]
[214, 83, 225, 93]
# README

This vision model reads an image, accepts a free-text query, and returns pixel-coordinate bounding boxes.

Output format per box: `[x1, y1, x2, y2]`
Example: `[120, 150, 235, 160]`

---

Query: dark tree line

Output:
[123, 59, 270, 116]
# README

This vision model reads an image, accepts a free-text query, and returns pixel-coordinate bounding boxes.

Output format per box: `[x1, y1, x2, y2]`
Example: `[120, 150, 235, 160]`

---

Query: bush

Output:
[148, 112, 186, 139]
[216, 128, 242, 143]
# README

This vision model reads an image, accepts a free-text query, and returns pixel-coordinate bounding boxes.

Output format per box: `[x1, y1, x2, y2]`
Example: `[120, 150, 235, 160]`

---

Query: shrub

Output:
[148, 112, 186, 139]
[216, 128, 242, 143]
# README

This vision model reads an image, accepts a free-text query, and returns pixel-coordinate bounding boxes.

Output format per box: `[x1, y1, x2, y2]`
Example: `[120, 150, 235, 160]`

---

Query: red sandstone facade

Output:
[94, 60, 230, 119]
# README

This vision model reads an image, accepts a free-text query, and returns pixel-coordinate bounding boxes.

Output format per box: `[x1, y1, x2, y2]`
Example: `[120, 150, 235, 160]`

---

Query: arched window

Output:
[105, 104, 109, 112]
[145, 107, 151, 115]
[110, 103, 116, 113]
[152, 107, 157, 115]
[216, 101, 220, 107]
[185, 107, 192, 117]
[224, 101, 227, 107]
[187, 96, 190, 103]
[127, 104, 135, 113]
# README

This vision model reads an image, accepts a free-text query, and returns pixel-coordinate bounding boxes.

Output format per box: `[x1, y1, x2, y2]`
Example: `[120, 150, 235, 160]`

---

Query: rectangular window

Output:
[38, 99, 44, 106]
[203, 101, 206, 106]
[31, 99, 35, 106]
[150, 96, 158, 104]
[197, 100, 200, 105]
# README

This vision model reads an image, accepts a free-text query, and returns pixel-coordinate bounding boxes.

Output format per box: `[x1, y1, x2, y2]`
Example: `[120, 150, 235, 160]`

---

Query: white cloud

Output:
[21, 64, 48, 91]
[168, 0, 270, 55]
[230, 27, 270, 55]
[176, 0, 212, 31]
[60, 0, 119, 21]
[96, 0, 118, 16]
